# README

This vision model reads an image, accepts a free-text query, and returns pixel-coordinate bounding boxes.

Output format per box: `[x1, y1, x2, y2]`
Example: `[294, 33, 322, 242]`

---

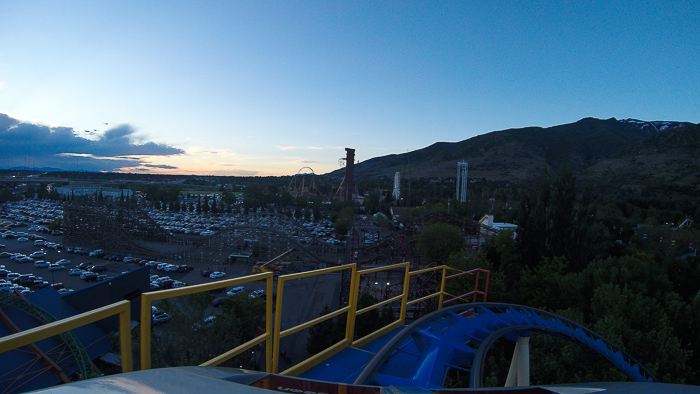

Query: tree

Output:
[516, 169, 603, 271]
[47, 218, 63, 232]
[150, 293, 264, 369]
[203, 195, 210, 213]
[416, 223, 464, 264]
[306, 305, 343, 356]
[333, 206, 354, 238]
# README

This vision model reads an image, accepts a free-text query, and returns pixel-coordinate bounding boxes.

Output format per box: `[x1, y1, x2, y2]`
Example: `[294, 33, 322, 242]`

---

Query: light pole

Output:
[47, 249, 60, 284]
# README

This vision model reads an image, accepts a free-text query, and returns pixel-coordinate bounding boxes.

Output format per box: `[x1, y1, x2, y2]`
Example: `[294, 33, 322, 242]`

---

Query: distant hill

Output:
[8, 166, 64, 172]
[582, 123, 700, 188]
[338, 118, 695, 184]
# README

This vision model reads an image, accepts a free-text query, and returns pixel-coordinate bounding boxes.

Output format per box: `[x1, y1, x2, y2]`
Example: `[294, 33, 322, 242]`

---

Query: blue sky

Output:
[1, 1, 698, 176]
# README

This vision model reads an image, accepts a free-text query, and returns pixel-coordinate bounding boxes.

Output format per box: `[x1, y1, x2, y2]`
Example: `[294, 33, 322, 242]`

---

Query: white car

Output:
[209, 271, 226, 279]
[226, 286, 245, 296]
[56, 259, 71, 265]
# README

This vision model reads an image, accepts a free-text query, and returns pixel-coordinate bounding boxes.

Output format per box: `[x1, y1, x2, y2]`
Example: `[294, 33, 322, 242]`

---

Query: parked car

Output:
[226, 286, 245, 296]
[152, 312, 172, 326]
[171, 281, 186, 288]
[57, 288, 74, 294]
[34, 260, 50, 268]
[249, 289, 265, 299]
[158, 279, 174, 289]
[51, 283, 65, 290]
[48, 264, 65, 271]
[177, 265, 194, 273]
[209, 271, 226, 279]
[192, 315, 216, 331]
[69, 268, 84, 276]
[89, 265, 107, 273]
[123, 256, 135, 263]
[33, 280, 50, 289]
[6, 273, 20, 282]
[80, 272, 98, 281]
[30, 251, 45, 258]
[56, 258, 71, 265]
[18, 275, 37, 286]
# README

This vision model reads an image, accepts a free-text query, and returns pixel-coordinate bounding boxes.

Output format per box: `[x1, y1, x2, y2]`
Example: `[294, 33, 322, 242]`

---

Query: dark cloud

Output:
[143, 164, 179, 169]
[0, 114, 184, 172]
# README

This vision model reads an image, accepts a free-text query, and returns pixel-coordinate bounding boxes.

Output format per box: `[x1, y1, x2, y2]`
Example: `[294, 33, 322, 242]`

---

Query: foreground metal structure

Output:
[2, 264, 696, 393]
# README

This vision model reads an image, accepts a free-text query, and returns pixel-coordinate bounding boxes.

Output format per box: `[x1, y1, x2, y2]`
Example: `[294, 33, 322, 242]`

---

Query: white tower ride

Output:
[456, 161, 468, 202]
[392, 172, 401, 201]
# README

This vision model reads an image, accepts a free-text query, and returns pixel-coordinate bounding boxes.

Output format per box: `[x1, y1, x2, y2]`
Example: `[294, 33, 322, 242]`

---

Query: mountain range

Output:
[344, 117, 698, 187]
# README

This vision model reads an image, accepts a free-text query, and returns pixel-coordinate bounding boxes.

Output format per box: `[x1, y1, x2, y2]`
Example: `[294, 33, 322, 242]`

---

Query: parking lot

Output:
[2, 200, 343, 366]
[0, 222, 264, 293]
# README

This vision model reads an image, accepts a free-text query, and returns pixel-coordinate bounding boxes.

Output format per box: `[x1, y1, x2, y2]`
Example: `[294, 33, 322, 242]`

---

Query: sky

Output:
[1, 1, 698, 176]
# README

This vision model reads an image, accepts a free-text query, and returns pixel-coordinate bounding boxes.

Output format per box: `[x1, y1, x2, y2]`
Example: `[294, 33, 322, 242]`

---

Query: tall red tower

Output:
[344, 148, 355, 201]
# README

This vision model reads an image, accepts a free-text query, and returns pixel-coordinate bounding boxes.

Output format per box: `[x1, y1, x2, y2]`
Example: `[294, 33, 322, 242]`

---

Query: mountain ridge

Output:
[338, 117, 695, 184]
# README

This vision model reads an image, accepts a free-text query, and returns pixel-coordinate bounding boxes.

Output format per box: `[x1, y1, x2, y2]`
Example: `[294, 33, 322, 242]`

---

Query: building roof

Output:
[0, 288, 113, 393]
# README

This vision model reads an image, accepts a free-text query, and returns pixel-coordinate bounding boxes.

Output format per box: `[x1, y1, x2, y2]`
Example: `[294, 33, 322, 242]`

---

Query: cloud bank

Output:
[0, 113, 184, 172]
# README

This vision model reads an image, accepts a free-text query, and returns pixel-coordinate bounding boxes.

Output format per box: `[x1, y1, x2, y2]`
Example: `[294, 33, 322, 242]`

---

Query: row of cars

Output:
[0, 267, 73, 294]
[211, 286, 266, 307]
[65, 246, 195, 274]
[149, 274, 186, 290]
[0, 251, 70, 271]
[69, 262, 110, 282]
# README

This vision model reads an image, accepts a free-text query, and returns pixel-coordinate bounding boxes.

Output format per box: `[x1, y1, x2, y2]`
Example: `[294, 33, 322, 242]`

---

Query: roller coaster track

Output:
[354, 303, 655, 389]
[0, 292, 97, 382]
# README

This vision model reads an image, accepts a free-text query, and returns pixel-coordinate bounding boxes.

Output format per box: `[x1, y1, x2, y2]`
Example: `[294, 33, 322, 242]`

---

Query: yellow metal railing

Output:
[139, 272, 274, 371]
[272, 264, 357, 375]
[0, 300, 133, 373]
[350, 263, 410, 349]
[0, 264, 489, 381]
[406, 265, 448, 309]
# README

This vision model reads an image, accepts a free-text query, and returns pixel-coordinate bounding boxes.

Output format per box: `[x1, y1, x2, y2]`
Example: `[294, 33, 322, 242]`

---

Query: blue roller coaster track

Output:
[353, 303, 656, 389]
